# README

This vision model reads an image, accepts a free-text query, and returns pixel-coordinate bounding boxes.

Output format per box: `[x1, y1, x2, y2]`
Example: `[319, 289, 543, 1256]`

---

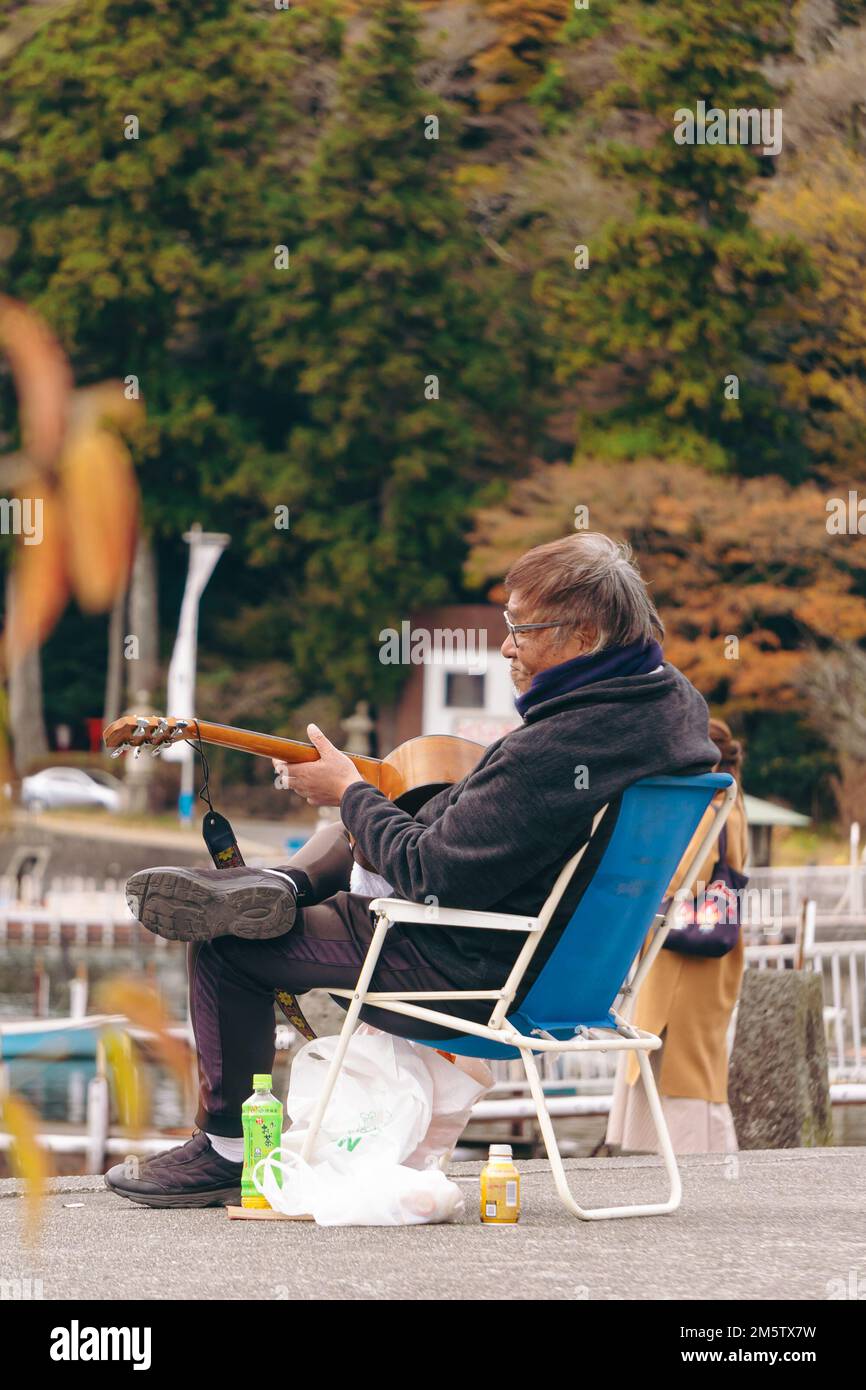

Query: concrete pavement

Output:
[1, 1148, 864, 1301]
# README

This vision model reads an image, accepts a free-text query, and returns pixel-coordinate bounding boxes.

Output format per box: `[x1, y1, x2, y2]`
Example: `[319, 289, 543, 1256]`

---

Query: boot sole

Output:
[128, 870, 296, 943]
[104, 1173, 241, 1208]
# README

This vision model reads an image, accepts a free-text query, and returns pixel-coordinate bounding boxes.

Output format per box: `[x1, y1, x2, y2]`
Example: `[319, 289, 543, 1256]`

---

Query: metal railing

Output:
[482, 931, 866, 1104]
[0, 874, 158, 948]
[745, 864, 866, 932]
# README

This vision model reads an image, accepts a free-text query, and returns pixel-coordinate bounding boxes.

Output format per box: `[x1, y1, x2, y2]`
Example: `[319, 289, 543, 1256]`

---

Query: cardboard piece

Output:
[225, 1205, 314, 1222]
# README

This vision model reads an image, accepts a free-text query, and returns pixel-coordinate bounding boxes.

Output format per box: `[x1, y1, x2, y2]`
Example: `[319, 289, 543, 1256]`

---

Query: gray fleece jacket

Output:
[339, 662, 719, 997]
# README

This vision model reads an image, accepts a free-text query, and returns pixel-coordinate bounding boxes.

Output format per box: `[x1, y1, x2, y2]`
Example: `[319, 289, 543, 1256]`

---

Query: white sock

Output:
[261, 870, 298, 891]
[207, 1133, 245, 1163]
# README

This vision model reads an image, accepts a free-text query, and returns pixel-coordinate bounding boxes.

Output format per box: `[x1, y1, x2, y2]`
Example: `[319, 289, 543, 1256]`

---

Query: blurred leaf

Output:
[1, 1093, 51, 1244]
[3, 488, 69, 659]
[66, 381, 145, 438]
[0, 295, 71, 472]
[97, 977, 192, 1100]
[60, 426, 139, 613]
[99, 1029, 147, 1136]
[0, 454, 35, 491]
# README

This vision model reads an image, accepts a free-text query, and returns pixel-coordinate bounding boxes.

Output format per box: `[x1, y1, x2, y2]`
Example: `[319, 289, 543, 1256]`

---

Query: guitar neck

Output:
[182, 720, 383, 788]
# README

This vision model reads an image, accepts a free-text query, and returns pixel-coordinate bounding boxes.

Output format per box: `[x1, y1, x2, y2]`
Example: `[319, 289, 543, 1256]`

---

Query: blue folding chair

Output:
[301, 772, 736, 1221]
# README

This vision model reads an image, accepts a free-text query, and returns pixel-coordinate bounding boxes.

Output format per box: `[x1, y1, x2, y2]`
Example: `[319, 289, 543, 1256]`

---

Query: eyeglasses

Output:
[503, 609, 565, 645]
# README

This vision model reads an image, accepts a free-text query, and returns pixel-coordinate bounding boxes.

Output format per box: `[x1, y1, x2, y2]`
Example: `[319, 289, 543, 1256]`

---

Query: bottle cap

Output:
[252, 1073, 272, 1089]
[489, 1144, 512, 1158]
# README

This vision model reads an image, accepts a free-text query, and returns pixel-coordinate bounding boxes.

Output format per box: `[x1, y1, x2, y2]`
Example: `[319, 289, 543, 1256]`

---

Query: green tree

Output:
[756, 146, 866, 485]
[0, 0, 340, 538]
[538, 0, 816, 478]
[236, 0, 525, 706]
[0, 0, 345, 734]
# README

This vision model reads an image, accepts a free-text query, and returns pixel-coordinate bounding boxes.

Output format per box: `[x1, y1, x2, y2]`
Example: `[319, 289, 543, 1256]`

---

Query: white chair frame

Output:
[299, 779, 737, 1221]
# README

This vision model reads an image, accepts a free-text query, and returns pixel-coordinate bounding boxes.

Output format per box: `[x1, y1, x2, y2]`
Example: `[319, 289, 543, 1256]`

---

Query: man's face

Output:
[501, 588, 592, 694]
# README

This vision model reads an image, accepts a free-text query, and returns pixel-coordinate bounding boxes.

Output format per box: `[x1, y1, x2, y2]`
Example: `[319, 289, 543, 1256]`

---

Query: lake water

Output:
[1, 943, 193, 1138]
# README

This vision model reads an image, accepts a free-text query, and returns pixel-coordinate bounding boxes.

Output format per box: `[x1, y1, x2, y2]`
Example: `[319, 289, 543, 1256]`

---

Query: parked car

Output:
[21, 767, 126, 814]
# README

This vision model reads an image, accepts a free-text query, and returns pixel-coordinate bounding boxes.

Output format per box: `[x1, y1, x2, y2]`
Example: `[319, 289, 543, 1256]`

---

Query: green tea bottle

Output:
[241, 1073, 283, 1209]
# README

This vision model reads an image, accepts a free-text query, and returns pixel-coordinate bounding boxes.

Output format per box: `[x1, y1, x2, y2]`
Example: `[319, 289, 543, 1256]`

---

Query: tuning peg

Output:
[129, 716, 152, 745]
[109, 743, 130, 759]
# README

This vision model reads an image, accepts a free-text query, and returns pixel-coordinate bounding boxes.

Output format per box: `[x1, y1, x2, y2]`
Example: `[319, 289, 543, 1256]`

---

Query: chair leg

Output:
[297, 913, 391, 1164]
[520, 1046, 682, 1220]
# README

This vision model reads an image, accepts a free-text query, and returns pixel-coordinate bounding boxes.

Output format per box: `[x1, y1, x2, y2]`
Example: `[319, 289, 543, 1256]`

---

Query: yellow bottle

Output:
[480, 1143, 520, 1224]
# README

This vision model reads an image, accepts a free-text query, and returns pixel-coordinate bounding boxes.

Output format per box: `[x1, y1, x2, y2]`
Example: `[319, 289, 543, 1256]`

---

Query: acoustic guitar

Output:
[102, 715, 484, 813]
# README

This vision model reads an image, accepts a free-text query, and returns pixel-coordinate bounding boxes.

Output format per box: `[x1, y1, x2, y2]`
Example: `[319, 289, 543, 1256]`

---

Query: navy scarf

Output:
[514, 637, 664, 719]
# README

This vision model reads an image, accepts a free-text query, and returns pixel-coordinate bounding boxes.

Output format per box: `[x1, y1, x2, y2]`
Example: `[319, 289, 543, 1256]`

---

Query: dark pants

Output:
[189, 823, 485, 1136]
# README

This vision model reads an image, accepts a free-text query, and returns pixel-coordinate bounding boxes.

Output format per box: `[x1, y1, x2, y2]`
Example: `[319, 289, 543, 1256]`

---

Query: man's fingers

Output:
[307, 722, 333, 753]
[273, 759, 292, 790]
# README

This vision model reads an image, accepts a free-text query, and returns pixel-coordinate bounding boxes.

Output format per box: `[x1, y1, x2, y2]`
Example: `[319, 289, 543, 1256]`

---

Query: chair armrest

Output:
[369, 897, 542, 933]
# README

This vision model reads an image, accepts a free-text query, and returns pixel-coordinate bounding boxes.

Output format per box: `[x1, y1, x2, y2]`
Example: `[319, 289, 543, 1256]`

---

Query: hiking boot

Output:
[104, 1128, 243, 1209]
[126, 865, 298, 942]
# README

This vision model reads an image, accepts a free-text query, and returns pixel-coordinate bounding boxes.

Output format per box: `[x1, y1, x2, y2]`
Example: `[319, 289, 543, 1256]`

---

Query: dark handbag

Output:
[661, 825, 749, 959]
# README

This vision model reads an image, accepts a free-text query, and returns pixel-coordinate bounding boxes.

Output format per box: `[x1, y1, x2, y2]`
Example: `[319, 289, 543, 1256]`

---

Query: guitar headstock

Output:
[103, 715, 193, 758]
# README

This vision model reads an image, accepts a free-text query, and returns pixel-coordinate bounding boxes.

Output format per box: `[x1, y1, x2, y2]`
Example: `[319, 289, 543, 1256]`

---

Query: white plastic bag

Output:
[282, 1026, 436, 1171]
[403, 1045, 494, 1172]
[253, 1147, 465, 1226]
[251, 1024, 494, 1225]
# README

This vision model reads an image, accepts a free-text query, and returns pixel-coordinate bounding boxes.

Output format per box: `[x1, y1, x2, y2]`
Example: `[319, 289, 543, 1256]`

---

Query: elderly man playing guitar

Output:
[105, 532, 719, 1208]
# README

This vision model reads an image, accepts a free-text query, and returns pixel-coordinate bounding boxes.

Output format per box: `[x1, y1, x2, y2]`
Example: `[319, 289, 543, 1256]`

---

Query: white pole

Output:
[161, 524, 230, 823]
[86, 1072, 109, 1175]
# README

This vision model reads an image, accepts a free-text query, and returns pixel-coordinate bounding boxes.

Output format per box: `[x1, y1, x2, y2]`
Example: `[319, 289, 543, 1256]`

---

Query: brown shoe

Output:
[105, 1128, 243, 1208]
[125, 865, 298, 942]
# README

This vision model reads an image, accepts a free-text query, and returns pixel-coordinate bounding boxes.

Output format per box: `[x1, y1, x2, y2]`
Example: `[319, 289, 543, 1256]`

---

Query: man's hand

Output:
[272, 724, 364, 807]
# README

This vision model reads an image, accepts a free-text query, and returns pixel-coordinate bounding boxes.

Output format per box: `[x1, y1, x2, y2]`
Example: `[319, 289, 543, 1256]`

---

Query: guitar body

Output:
[102, 715, 483, 807]
[377, 734, 480, 809]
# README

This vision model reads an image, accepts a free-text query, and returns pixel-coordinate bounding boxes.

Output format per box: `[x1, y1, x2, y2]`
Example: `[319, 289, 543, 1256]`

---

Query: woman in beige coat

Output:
[606, 718, 749, 1154]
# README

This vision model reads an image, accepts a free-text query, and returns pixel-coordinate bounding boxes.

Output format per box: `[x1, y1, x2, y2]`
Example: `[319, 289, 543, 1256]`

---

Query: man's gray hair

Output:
[504, 532, 664, 653]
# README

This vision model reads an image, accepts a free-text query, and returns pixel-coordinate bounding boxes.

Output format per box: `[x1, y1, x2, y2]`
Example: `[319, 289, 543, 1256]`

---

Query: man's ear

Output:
[566, 624, 597, 655]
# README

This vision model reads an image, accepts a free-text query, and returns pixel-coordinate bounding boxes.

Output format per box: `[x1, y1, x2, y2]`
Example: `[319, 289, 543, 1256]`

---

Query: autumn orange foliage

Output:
[0, 294, 142, 658]
[466, 458, 866, 714]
